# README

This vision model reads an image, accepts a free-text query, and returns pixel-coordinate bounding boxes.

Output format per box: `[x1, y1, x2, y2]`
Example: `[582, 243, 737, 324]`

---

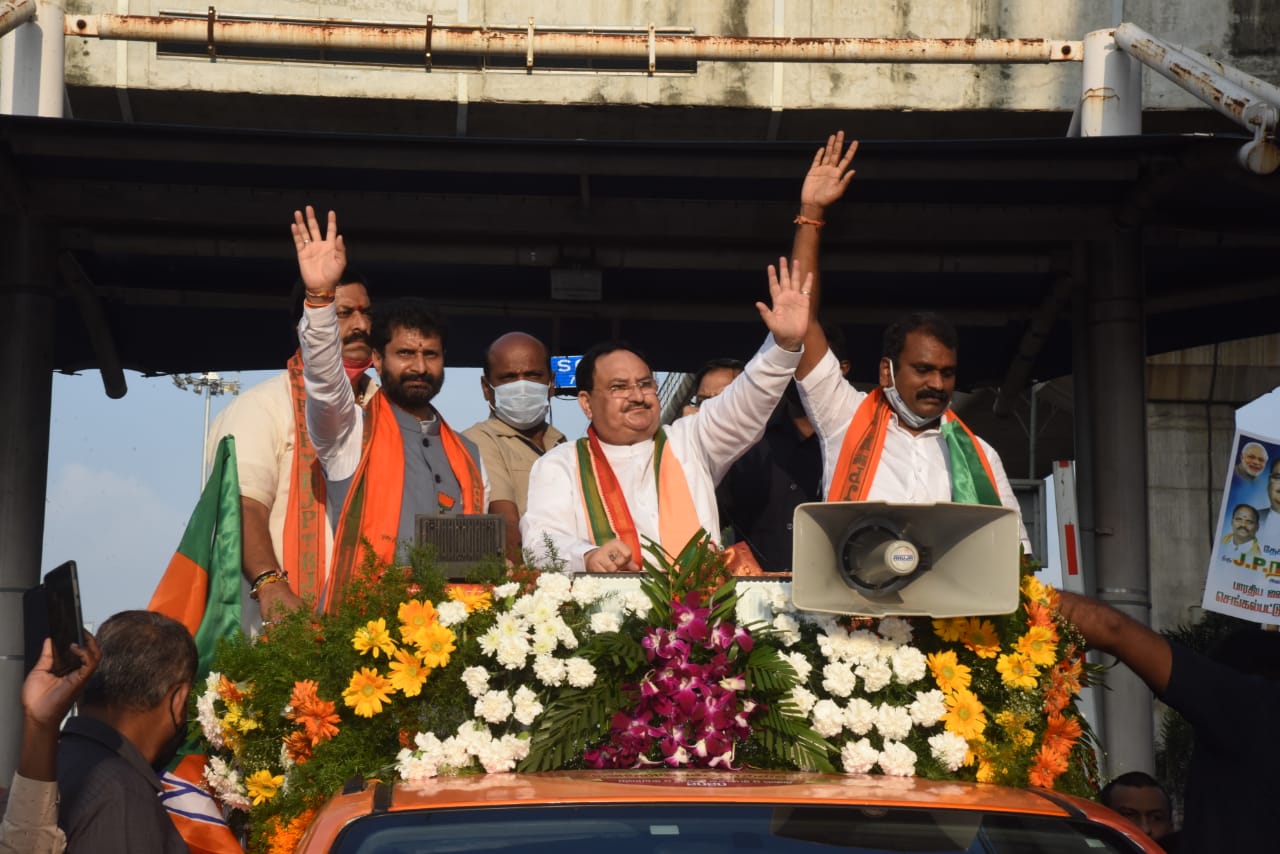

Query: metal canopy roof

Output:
[1, 114, 1277, 386]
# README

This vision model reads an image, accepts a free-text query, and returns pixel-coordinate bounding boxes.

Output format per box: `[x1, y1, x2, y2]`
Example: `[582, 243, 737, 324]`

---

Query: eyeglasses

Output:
[689, 392, 721, 408]
[604, 378, 658, 398]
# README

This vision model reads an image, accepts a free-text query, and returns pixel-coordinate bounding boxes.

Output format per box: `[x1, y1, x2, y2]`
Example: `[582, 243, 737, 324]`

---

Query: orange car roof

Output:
[299, 770, 1144, 852]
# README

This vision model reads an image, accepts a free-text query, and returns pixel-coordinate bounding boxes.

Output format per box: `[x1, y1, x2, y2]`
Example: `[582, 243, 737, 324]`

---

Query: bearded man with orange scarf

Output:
[293, 206, 489, 610]
[520, 257, 812, 575]
[791, 133, 1029, 552]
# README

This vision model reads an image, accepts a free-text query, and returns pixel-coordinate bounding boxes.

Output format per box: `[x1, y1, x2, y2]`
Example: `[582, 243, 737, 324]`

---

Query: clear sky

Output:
[41, 363, 1279, 630]
[42, 367, 589, 629]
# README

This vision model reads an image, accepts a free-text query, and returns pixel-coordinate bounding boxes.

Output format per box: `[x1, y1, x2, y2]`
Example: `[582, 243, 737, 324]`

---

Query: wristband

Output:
[250, 569, 289, 600]
[793, 215, 825, 228]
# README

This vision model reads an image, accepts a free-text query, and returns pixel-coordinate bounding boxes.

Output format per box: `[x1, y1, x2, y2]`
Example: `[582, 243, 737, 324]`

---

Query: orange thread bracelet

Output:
[793, 215, 825, 228]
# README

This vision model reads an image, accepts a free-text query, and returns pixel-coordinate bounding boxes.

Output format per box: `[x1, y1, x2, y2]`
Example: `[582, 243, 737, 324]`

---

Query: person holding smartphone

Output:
[1, 634, 101, 854]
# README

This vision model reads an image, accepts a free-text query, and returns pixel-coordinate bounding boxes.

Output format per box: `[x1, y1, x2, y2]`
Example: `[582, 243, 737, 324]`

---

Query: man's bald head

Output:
[483, 332, 550, 380]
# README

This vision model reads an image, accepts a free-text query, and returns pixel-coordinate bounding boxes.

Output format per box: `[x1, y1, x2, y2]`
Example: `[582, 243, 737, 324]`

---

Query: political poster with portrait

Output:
[1203, 430, 1280, 624]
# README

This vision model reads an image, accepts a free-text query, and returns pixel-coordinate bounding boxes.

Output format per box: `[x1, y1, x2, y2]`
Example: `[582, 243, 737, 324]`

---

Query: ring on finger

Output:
[302, 239, 312, 245]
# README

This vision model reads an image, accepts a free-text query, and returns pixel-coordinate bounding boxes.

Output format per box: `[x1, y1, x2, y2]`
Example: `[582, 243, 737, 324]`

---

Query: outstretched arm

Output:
[792, 132, 857, 380]
[1057, 591, 1172, 694]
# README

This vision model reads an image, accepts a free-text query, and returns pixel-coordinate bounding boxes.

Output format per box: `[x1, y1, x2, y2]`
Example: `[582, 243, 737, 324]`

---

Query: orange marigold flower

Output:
[1043, 712, 1083, 751]
[932, 617, 968, 643]
[447, 583, 493, 613]
[1024, 600, 1055, 628]
[961, 618, 1001, 659]
[297, 703, 340, 744]
[1044, 686, 1071, 715]
[927, 650, 972, 694]
[218, 674, 246, 704]
[283, 730, 314, 764]
[267, 809, 316, 854]
[397, 599, 439, 648]
[288, 680, 324, 716]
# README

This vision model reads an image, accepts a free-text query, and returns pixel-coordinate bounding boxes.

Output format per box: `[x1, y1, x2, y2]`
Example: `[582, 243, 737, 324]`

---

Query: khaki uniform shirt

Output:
[464, 416, 567, 516]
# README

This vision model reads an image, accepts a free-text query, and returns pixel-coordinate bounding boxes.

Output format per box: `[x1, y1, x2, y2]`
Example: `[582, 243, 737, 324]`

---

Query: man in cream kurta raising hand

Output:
[521, 258, 812, 574]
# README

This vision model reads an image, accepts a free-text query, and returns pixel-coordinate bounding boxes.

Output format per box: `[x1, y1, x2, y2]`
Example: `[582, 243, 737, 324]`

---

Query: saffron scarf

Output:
[828, 388, 1001, 506]
[282, 350, 329, 603]
[324, 393, 484, 611]
[575, 425, 701, 563]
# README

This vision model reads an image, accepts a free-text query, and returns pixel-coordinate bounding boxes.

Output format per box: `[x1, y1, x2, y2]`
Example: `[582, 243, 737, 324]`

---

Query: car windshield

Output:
[331, 803, 1143, 854]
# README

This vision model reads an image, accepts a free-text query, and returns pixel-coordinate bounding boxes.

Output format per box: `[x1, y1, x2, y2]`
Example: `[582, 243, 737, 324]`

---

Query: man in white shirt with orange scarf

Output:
[520, 259, 812, 574]
[791, 132, 1029, 550]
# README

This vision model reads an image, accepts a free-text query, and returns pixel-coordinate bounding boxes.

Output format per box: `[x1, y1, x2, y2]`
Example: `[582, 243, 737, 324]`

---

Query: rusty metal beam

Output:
[0, 0, 35, 39]
[65, 13, 1082, 65]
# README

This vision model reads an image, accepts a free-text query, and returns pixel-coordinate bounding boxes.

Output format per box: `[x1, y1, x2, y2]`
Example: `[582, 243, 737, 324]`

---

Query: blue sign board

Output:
[551, 355, 584, 389]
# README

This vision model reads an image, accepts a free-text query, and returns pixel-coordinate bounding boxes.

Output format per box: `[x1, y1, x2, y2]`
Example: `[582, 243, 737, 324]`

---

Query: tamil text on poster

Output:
[1203, 431, 1280, 624]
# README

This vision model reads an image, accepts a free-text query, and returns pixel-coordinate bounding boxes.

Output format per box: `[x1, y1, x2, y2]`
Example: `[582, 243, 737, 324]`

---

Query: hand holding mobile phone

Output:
[43, 561, 86, 677]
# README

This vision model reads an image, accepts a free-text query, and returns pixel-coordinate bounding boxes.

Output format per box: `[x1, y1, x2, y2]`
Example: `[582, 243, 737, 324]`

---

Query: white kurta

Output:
[521, 335, 802, 573]
[798, 347, 1031, 553]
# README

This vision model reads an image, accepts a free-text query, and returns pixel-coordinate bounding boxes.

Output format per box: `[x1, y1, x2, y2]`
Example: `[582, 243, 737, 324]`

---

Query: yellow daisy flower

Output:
[343, 667, 393, 717]
[352, 617, 397, 659]
[416, 622, 457, 670]
[961, 618, 1001, 659]
[943, 689, 987, 740]
[1016, 625, 1059, 668]
[397, 599, 438, 648]
[996, 652, 1040, 690]
[245, 769, 285, 805]
[387, 647, 430, 697]
[932, 617, 967, 642]
[447, 584, 493, 614]
[927, 650, 972, 694]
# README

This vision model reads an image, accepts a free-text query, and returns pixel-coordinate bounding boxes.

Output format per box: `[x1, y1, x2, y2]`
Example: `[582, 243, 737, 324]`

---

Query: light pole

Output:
[172, 372, 241, 487]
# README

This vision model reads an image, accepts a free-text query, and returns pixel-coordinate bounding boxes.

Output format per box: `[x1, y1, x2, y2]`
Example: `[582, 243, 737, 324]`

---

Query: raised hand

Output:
[291, 205, 346, 298]
[23, 634, 101, 729]
[799, 131, 858, 217]
[756, 256, 812, 352]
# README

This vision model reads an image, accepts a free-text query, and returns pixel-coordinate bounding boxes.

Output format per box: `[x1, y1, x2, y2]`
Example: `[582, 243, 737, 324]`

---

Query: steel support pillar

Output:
[0, 0, 65, 116]
[0, 216, 56, 781]
[1083, 233, 1154, 777]
[1078, 29, 1142, 137]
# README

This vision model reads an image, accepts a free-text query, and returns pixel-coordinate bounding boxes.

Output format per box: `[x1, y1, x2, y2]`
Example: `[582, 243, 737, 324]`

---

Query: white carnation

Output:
[439, 735, 471, 769]
[623, 590, 652, 619]
[878, 740, 918, 777]
[875, 703, 914, 741]
[845, 630, 881, 666]
[767, 585, 791, 613]
[787, 686, 818, 715]
[512, 685, 544, 726]
[436, 600, 469, 627]
[590, 610, 622, 634]
[495, 635, 532, 670]
[530, 625, 560, 656]
[840, 738, 880, 774]
[821, 662, 858, 698]
[843, 698, 877, 735]
[475, 690, 514, 725]
[855, 658, 894, 693]
[461, 666, 491, 698]
[890, 646, 928, 684]
[876, 617, 914, 646]
[397, 748, 439, 782]
[535, 572, 573, 602]
[571, 575, 604, 605]
[908, 689, 948, 727]
[772, 613, 801, 646]
[493, 582, 520, 599]
[477, 626, 500, 657]
[196, 687, 225, 748]
[565, 657, 597, 688]
[786, 651, 813, 683]
[810, 699, 846, 738]
[202, 756, 251, 812]
[928, 731, 970, 772]
[532, 654, 567, 687]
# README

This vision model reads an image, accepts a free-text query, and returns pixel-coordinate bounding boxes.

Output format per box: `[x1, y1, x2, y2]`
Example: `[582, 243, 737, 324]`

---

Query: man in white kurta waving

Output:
[521, 259, 812, 574]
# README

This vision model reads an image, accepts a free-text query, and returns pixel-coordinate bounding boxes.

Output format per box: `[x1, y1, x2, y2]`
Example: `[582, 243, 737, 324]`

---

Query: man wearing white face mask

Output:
[465, 332, 567, 560]
[789, 133, 1030, 553]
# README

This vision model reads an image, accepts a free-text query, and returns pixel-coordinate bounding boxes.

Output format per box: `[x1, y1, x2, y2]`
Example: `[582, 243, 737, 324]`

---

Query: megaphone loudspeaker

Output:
[791, 501, 1021, 618]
